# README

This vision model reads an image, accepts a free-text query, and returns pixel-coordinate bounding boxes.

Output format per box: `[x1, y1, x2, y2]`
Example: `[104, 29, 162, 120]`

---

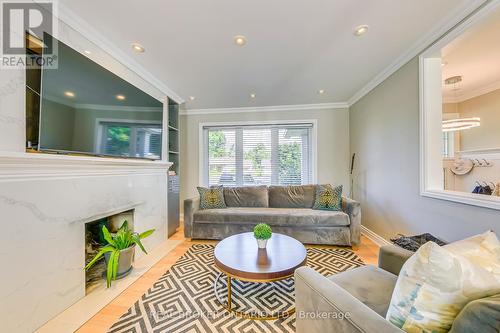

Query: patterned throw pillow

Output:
[313, 184, 342, 211]
[197, 186, 226, 210]
[386, 231, 500, 333]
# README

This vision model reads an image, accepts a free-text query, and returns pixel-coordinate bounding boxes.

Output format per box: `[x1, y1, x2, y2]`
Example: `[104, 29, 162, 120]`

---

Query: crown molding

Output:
[54, 3, 184, 104]
[443, 80, 500, 103]
[347, 0, 488, 107]
[181, 102, 349, 116]
[43, 94, 76, 108]
[75, 103, 162, 112]
[43, 95, 163, 112]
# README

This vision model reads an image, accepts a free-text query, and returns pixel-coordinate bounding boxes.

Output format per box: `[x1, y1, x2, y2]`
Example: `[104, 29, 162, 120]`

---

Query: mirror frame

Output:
[419, 0, 500, 210]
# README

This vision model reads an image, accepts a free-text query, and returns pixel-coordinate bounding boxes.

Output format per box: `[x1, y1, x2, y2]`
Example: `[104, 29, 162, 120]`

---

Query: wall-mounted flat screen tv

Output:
[39, 34, 163, 160]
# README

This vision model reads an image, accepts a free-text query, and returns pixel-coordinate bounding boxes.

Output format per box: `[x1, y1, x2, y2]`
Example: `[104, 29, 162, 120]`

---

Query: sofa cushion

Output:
[223, 186, 269, 207]
[268, 185, 316, 208]
[193, 207, 350, 227]
[328, 265, 398, 317]
[450, 294, 500, 333]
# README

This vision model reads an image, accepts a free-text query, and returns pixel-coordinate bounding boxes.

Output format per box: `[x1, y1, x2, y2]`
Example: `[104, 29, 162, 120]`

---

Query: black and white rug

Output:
[108, 244, 364, 333]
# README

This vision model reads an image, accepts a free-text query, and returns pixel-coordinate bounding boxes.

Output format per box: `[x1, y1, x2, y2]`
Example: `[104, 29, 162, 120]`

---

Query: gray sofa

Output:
[184, 185, 361, 246]
[295, 245, 500, 333]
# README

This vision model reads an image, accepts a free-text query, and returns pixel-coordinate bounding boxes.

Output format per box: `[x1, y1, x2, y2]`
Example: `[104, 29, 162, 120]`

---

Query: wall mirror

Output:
[420, 0, 500, 210]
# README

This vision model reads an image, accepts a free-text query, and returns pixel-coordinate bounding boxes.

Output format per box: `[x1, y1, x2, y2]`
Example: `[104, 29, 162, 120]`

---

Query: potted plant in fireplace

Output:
[84, 221, 154, 287]
[253, 223, 272, 249]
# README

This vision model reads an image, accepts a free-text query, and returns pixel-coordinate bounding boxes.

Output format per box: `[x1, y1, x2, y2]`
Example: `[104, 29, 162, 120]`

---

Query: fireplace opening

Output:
[85, 210, 134, 293]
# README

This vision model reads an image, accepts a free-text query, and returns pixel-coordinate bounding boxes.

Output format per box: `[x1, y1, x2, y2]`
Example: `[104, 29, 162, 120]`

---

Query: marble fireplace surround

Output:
[0, 152, 171, 333]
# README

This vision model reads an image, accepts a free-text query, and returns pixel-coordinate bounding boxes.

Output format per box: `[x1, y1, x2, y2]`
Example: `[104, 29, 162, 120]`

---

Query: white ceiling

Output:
[60, 0, 476, 109]
[442, 6, 500, 103]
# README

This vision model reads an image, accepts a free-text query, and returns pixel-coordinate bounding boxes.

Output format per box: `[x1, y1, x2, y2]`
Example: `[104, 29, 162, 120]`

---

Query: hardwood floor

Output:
[76, 226, 380, 333]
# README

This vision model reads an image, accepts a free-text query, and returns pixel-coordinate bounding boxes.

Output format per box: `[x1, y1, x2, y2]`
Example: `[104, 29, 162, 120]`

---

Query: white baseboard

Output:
[361, 225, 391, 247]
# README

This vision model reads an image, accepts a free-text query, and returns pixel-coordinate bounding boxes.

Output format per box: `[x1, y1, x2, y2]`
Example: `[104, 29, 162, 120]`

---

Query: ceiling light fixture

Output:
[189, 96, 196, 101]
[116, 94, 126, 100]
[441, 61, 447, 67]
[442, 117, 480, 132]
[64, 91, 75, 98]
[234, 35, 247, 46]
[84, 50, 91, 55]
[354, 25, 369, 36]
[444, 75, 463, 92]
[131, 43, 145, 53]
[250, 93, 256, 98]
[444, 75, 462, 85]
[318, 89, 325, 94]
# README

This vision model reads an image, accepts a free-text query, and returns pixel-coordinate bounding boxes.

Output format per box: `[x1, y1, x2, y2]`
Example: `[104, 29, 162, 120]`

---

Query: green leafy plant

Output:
[84, 221, 154, 287]
[253, 223, 272, 240]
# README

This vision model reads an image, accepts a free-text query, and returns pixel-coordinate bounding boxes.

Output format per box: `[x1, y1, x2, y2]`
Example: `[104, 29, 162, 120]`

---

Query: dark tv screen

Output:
[39, 34, 163, 160]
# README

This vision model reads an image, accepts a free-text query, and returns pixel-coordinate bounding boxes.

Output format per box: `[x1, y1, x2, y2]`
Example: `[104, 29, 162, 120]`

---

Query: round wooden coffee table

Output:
[213, 232, 307, 320]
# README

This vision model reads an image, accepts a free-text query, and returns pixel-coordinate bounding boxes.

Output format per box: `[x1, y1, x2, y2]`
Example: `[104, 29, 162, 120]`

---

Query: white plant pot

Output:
[257, 239, 268, 249]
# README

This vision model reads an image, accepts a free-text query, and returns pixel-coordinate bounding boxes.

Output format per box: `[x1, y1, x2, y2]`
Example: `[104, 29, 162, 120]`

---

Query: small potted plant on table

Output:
[85, 221, 154, 287]
[253, 223, 272, 249]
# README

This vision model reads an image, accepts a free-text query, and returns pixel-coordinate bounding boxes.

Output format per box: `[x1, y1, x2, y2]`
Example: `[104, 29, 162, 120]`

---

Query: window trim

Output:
[419, 0, 500, 211]
[198, 119, 318, 187]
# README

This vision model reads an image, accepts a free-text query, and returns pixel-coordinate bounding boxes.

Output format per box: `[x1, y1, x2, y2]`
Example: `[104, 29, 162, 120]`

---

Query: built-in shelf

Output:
[167, 99, 180, 237]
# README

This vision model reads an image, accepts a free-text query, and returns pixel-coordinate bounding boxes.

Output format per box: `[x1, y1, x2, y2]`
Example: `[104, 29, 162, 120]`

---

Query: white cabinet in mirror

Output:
[420, 0, 500, 210]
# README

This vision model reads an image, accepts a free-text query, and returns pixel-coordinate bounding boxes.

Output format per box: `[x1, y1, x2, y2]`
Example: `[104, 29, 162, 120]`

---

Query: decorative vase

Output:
[257, 239, 268, 249]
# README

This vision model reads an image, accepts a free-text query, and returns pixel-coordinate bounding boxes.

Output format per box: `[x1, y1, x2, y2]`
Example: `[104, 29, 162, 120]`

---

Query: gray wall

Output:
[180, 108, 350, 203]
[349, 58, 499, 242]
[457, 88, 500, 151]
[40, 100, 76, 150]
[72, 108, 162, 152]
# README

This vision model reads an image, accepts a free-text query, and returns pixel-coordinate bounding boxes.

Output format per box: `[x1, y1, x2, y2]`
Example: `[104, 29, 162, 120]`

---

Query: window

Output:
[419, 2, 500, 210]
[202, 122, 314, 186]
[97, 121, 162, 159]
[442, 132, 454, 158]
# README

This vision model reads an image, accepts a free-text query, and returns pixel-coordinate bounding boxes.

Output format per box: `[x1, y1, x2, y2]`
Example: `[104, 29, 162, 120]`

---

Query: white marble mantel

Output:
[0, 5, 177, 331]
[0, 152, 172, 332]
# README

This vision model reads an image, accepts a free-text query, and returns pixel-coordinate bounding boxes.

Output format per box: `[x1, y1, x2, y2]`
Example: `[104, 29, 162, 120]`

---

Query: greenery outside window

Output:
[97, 121, 162, 159]
[202, 122, 314, 186]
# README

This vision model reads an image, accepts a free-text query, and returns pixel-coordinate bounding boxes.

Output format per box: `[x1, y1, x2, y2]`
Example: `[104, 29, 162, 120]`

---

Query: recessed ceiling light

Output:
[64, 91, 75, 98]
[318, 89, 325, 95]
[131, 43, 145, 53]
[250, 93, 256, 98]
[83, 50, 91, 55]
[189, 96, 196, 101]
[234, 35, 247, 46]
[116, 94, 126, 100]
[441, 61, 448, 67]
[354, 25, 369, 36]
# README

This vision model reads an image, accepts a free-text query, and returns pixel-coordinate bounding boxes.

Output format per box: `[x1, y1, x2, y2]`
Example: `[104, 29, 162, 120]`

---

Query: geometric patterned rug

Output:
[108, 244, 364, 333]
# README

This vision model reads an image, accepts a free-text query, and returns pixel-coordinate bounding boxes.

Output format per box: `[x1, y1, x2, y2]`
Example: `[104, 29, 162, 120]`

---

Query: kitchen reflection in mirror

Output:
[441, 9, 500, 197]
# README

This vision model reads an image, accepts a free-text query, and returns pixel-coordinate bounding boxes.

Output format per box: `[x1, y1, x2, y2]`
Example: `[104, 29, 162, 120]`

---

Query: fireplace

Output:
[85, 210, 135, 293]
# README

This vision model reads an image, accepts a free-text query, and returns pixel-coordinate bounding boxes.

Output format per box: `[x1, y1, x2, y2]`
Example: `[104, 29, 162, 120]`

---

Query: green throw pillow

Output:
[197, 186, 226, 209]
[313, 184, 342, 211]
